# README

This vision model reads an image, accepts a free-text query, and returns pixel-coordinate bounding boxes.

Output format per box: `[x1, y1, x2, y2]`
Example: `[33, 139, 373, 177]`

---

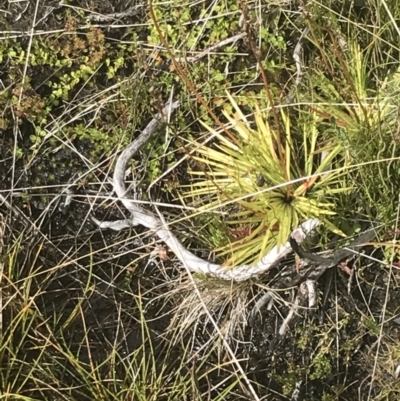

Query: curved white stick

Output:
[103, 100, 321, 281]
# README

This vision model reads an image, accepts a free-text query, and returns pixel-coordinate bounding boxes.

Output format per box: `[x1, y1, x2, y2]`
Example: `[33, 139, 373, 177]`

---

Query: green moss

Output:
[310, 354, 332, 380]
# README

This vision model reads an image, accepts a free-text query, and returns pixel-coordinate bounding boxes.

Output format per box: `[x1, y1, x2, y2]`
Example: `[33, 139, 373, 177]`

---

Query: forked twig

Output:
[278, 282, 308, 337]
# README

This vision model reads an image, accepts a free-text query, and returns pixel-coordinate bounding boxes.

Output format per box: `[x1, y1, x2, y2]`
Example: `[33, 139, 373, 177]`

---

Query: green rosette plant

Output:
[185, 93, 350, 267]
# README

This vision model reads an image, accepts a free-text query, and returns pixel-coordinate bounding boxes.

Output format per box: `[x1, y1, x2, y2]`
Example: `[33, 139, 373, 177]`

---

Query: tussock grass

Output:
[165, 275, 252, 343]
